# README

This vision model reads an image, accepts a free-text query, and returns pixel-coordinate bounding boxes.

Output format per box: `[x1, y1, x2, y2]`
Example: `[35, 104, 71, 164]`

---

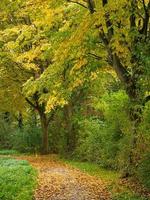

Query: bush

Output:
[0, 157, 37, 200]
[137, 153, 150, 190]
[0, 118, 13, 149]
[11, 125, 42, 153]
[75, 119, 103, 162]
[112, 192, 146, 200]
[74, 118, 122, 169]
[0, 149, 19, 155]
[74, 91, 135, 171]
[0, 114, 42, 153]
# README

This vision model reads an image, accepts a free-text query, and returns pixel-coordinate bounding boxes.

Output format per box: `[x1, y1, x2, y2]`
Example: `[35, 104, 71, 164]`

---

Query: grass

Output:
[0, 157, 37, 200]
[63, 159, 119, 181]
[0, 149, 19, 155]
[112, 193, 147, 200]
[63, 159, 148, 200]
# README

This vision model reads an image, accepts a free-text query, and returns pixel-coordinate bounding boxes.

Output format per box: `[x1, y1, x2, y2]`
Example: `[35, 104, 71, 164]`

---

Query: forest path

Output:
[17, 155, 111, 200]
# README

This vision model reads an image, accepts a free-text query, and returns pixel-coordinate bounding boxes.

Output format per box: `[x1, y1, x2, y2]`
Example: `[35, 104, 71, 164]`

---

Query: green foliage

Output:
[0, 157, 37, 200]
[74, 117, 121, 169]
[137, 153, 150, 190]
[74, 90, 133, 170]
[0, 149, 19, 155]
[0, 118, 13, 149]
[139, 102, 150, 139]
[112, 193, 146, 200]
[0, 114, 42, 153]
[11, 126, 42, 153]
[63, 159, 118, 181]
[47, 111, 67, 154]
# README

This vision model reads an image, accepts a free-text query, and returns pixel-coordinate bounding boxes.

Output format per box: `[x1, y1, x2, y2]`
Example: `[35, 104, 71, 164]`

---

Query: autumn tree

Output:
[66, 0, 150, 107]
[0, 0, 89, 154]
[62, 0, 150, 172]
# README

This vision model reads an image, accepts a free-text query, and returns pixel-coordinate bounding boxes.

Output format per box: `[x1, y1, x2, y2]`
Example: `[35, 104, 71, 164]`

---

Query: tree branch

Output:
[130, 0, 137, 28]
[87, 0, 96, 14]
[139, 0, 150, 35]
[88, 52, 102, 60]
[102, 0, 114, 39]
[102, 0, 108, 6]
[25, 97, 38, 110]
[112, 54, 131, 84]
[98, 24, 109, 46]
[66, 0, 88, 9]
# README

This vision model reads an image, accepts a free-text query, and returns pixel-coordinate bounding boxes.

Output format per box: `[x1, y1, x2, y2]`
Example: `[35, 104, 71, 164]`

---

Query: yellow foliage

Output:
[46, 93, 68, 112]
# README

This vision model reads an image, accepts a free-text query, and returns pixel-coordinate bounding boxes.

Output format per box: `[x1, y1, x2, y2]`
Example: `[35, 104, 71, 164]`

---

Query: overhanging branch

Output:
[139, 0, 150, 35]
[66, 0, 88, 9]
[88, 52, 102, 60]
[25, 98, 37, 110]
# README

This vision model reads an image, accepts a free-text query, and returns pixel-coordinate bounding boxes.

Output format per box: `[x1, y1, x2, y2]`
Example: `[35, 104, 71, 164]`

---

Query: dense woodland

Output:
[0, 0, 150, 199]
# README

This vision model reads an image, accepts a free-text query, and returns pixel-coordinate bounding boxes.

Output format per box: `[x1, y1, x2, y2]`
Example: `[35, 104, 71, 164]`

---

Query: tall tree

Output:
[63, 0, 150, 171]
[0, 0, 88, 153]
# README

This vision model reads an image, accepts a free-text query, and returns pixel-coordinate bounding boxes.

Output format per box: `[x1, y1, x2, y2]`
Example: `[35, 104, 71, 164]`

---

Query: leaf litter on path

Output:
[16, 155, 111, 200]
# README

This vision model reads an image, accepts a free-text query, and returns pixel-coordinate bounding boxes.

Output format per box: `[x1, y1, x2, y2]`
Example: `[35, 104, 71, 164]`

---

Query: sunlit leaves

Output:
[1, 0, 149, 115]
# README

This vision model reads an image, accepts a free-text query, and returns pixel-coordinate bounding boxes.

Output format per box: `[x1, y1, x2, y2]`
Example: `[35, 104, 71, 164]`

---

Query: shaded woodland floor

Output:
[16, 155, 111, 200]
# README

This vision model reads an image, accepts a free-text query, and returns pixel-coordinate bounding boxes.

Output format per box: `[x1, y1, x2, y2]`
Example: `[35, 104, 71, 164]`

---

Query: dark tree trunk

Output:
[18, 112, 23, 129]
[40, 113, 49, 154]
[25, 97, 50, 155]
[64, 104, 76, 153]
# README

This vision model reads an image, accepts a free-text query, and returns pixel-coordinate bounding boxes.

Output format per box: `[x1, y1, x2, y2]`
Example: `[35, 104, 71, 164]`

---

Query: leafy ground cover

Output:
[16, 155, 111, 200]
[0, 157, 37, 200]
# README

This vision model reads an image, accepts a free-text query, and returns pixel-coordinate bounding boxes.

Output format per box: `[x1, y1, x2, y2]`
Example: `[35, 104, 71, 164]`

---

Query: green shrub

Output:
[0, 157, 37, 200]
[137, 153, 150, 190]
[0, 149, 19, 155]
[10, 124, 42, 153]
[112, 193, 146, 200]
[0, 114, 42, 153]
[74, 91, 136, 171]
[74, 118, 122, 169]
[0, 117, 13, 149]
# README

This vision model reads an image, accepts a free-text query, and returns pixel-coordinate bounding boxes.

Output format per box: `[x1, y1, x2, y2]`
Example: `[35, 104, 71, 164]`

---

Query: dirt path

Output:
[17, 155, 111, 200]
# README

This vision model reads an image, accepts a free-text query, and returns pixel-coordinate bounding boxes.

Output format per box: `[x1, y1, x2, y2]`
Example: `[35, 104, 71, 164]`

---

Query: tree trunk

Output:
[18, 112, 23, 129]
[64, 104, 76, 153]
[40, 113, 49, 154]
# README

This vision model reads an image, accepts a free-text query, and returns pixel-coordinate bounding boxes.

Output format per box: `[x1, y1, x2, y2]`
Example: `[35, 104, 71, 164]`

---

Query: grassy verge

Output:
[64, 159, 119, 181]
[0, 157, 37, 200]
[0, 149, 19, 155]
[63, 159, 148, 200]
